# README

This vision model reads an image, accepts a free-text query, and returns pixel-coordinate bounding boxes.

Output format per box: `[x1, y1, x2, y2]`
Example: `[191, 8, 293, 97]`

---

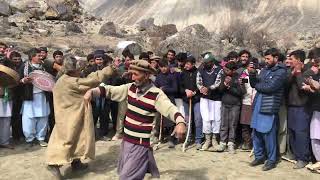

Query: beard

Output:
[204, 64, 213, 70]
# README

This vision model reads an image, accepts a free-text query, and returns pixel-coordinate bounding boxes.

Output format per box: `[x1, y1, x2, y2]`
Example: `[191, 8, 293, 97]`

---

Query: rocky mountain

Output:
[80, 0, 320, 34]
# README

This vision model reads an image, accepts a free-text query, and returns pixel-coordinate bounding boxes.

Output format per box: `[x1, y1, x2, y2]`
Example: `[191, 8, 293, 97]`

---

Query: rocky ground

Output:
[0, 140, 319, 180]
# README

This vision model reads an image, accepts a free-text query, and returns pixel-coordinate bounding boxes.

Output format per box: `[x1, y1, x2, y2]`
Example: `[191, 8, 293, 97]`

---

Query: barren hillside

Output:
[80, 0, 320, 34]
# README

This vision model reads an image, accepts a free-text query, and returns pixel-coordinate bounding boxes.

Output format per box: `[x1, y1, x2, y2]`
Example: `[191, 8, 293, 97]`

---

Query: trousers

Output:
[183, 102, 203, 144]
[200, 98, 221, 134]
[220, 104, 240, 143]
[288, 106, 312, 162]
[253, 119, 278, 163]
[0, 117, 11, 145]
[22, 115, 48, 142]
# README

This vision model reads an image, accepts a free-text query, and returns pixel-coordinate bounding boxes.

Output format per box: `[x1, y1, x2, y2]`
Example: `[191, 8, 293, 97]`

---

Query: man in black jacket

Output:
[180, 55, 203, 150]
[287, 50, 313, 169]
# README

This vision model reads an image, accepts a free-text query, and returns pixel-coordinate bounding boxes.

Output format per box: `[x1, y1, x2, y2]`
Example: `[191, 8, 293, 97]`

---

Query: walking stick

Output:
[182, 98, 192, 152]
[154, 115, 163, 151]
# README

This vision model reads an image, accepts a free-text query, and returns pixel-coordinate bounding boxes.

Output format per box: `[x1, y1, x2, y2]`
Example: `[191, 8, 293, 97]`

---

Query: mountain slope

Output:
[79, 0, 320, 34]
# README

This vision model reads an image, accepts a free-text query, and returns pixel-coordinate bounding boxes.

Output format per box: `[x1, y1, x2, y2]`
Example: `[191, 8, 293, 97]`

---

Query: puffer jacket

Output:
[249, 63, 287, 114]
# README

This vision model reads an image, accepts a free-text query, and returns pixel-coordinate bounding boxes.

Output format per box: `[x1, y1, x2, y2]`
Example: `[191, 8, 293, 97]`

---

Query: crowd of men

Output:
[0, 40, 320, 174]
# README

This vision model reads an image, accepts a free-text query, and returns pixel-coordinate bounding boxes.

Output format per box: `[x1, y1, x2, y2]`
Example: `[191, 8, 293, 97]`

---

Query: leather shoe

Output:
[262, 162, 276, 171]
[293, 160, 308, 169]
[250, 158, 265, 167]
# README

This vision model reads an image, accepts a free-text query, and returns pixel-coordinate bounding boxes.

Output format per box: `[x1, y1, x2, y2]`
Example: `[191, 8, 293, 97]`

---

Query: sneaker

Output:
[250, 158, 265, 167]
[262, 162, 276, 171]
[71, 159, 88, 171]
[227, 142, 236, 154]
[39, 140, 48, 147]
[293, 160, 308, 169]
[47, 165, 63, 180]
[214, 143, 227, 152]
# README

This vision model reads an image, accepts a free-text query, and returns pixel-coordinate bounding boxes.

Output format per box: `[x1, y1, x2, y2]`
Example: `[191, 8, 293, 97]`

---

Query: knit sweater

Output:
[100, 82, 185, 147]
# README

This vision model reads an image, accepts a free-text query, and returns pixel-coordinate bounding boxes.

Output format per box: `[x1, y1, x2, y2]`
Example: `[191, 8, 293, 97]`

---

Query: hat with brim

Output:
[129, 60, 157, 74]
[203, 53, 216, 63]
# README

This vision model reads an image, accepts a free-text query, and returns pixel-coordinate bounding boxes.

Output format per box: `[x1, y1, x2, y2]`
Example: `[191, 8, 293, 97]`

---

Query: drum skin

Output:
[29, 70, 55, 92]
[0, 64, 20, 88]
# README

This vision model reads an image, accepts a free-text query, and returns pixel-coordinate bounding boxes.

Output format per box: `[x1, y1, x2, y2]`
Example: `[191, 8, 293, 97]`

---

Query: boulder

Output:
[8, 13, 30, 24]
[158, 24, 212, 58]
[160, 24, 178, 37]
[123, 43, 142, 56]
[65, 22, 82, 33]
[0, 1, 11, 16]
[99, 22, 119, 37]
[45, 3, 73, 21]
[137, 18, 155, 31]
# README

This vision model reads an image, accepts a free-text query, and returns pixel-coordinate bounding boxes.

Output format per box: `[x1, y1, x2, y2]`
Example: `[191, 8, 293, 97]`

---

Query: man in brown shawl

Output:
[84, 60, 186, 180]
[46, 55, 115, 179]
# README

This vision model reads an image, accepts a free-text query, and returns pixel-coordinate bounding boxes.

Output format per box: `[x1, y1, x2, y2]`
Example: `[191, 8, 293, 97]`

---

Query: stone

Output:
[8, 13, 30, 23]
[65, 22, 82, 33]
[160, 24, 178, 37]
[122, 43, 142, 56]
[0, 1, 11, 16]
[98, 21, 119, 37]
[158, 24, 212, 58]
[137, 18, 155, 31]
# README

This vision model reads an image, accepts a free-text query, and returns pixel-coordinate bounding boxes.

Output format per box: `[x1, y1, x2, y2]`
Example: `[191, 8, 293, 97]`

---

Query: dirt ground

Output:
[0, 140, 319, 180]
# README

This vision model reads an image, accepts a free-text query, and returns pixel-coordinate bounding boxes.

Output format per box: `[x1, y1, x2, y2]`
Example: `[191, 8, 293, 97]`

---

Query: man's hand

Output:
[84, 89, 93, 105]
[21, 77, 33, 84]
[185, 89, 194, 98]
[248, 63, 256, 73]
[224, 76, 232, 87]
[306, 77, 320, 91]
[302, 83, 315, 92]
[174, 123, 186, 141]
[200, 86, 208, 95]
[53, 62, 62, 71]
[113, 57, 121, 68]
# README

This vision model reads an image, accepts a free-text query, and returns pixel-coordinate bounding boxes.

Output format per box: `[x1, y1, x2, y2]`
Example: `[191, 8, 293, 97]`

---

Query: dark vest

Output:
[199, 66, 222, 100]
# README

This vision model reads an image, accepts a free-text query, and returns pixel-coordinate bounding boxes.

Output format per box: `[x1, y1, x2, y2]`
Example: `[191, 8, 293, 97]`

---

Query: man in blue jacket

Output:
[249, 48, 287, 171]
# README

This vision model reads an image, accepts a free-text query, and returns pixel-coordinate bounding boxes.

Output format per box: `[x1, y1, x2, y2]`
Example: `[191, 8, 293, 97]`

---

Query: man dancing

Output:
[46, 55, 115, 179]
[84, 60, 186, 180]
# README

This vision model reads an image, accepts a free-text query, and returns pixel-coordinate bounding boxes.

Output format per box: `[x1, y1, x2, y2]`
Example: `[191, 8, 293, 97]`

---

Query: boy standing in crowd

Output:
[155, 59, 178, 148]
[215, 61, 245, 153]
